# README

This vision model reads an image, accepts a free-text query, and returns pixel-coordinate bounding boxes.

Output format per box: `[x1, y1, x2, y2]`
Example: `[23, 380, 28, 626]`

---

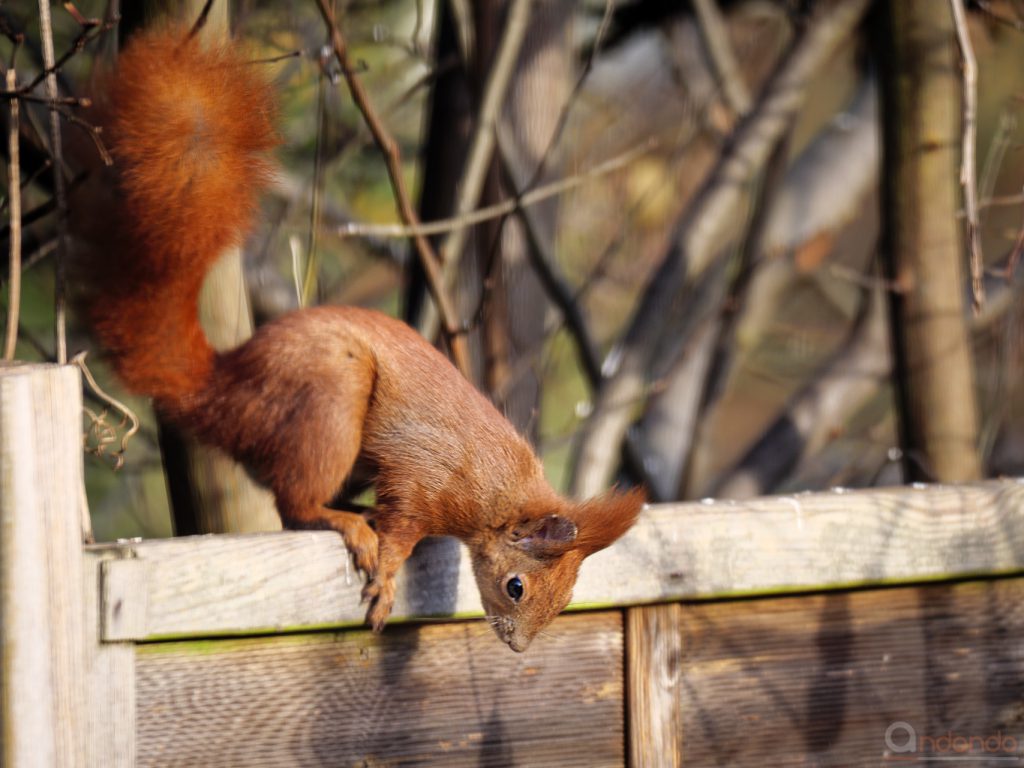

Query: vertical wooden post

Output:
[627, 603, 684, 767]
[82, 550, 135, 767]
[0, 364, 86, 767]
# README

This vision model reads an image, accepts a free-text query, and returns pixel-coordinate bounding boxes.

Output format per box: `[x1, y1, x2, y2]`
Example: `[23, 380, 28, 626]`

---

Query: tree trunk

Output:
[875, 1, 982, 483]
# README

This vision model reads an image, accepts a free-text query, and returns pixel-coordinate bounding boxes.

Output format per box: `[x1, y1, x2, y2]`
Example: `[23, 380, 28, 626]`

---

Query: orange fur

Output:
[76, 27, 277, 402]
[74, 27, 644, 651]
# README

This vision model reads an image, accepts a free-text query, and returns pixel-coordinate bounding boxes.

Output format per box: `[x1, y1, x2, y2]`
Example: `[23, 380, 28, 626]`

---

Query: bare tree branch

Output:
[693, 0, 751, 115]
[570, 0, 873, 498]
[312, 0, 471, 377]
[950, 0, 986, 311]
[676, 130, 791, 500]
[337, 142, 651, 239]
[639, 76, 879, 500]
[711, 288, 888, 499]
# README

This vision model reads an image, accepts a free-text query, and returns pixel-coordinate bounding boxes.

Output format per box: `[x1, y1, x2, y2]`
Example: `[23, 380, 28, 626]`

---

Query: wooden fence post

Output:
[0, 363, 86, 767]
[627, 603, 684, 767]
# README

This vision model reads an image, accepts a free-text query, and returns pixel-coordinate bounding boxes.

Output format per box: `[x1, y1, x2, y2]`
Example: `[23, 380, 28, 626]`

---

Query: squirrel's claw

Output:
[362, 578, 395, 633]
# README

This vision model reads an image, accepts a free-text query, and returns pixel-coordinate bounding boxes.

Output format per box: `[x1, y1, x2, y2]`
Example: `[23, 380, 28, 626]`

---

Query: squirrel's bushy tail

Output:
[76, 26, 277, 408]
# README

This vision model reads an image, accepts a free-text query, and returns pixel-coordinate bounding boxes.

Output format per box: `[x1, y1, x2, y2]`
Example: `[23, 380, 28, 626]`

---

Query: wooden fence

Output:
[3, 364, 1023, 767]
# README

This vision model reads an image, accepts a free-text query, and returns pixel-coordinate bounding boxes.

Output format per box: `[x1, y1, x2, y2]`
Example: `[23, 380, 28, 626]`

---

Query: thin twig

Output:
[338, 141, 653, 239]
[302, 41, 331, 308]
[950, 0, 985, 311]
[23, 23, 95, 92]
[73, 351, 140, 471]
[0, 239, 57, 287]
[312, 0, 470, 377]
[188, 0, 217, 41]
[37, 0, 68, 363]
[4, 69, 21, 360]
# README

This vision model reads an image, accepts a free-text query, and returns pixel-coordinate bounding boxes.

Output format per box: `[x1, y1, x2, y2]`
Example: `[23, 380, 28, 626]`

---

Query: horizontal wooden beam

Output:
[92, 480, 1024, 642]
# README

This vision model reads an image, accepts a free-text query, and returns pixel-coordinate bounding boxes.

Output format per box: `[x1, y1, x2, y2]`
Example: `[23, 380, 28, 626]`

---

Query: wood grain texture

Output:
[82, 550, 135, 767]
[134, 611, 624, 768]
[0, 364, 86, 767]
[627, 604, 683, 768]
[676, 579, 1024, 766]
[95, 480, 1024, 641]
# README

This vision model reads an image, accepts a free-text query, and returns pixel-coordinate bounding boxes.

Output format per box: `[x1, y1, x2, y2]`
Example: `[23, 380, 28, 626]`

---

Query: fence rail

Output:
[3, 364, 1022, 767]
[92, 477, 1024, 642]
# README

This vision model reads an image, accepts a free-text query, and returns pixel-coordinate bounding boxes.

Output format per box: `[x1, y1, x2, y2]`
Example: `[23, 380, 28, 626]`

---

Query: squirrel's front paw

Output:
[345, 524, 379, 578]
[361, 578, 395, 633]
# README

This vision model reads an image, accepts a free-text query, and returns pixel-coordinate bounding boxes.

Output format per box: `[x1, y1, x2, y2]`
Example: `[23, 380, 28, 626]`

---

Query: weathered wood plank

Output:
[626, 604, 683, 768]
[134, 611, 625, 768]
[94, 480, 1024, 641]
[82, 550, 135, 767]
[0, 364, 87, 767]
[676, 579, 1024, 766]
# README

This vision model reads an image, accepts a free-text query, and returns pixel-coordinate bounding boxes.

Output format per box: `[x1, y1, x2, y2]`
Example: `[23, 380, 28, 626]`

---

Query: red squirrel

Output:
[74, 26, 643, 651]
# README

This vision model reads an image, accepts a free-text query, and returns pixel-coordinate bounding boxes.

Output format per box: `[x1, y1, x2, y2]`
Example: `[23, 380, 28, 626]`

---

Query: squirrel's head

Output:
[469, 487, 645, 652]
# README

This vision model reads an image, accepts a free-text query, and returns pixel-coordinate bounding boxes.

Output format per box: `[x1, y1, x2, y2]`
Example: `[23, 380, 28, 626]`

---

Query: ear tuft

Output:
[570, 486, 645, 556]
[512, 514, 578, 557]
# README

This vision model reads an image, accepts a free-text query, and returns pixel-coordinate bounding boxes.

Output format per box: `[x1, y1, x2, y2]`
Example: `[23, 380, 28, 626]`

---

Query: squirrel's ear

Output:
[511, 514, 578, 557]
[572, 487, 645, 556]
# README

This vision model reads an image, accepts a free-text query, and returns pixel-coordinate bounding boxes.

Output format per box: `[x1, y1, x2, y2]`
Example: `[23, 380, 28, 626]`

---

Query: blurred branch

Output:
[713, 256, 1024, 498]
[447, 0, 475, 64]
[415, 0, 532, 340]
[571, 0, 872, 498]
[950, 0, 985, 311]
[312, 0, 471, 377]
[692, 0, 751, 115]
[497, 138, 603, 389]
[972, 0, 1024, 31]
[676, 132, 791, 499]
[640, 77, 879, 500]
[299, 43, 330, 308]
[710, 287, 889, 499]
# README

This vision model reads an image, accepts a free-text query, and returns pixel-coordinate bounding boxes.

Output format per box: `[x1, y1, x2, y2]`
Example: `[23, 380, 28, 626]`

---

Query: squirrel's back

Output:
[75, 26, 278, 405]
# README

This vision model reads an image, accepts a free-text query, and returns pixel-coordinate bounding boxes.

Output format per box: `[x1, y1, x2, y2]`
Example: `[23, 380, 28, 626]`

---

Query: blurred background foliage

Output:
[3, 0, 1024, 541]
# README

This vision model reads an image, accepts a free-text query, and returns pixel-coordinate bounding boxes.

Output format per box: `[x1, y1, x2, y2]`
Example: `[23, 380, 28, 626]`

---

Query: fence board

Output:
[627, 604, 683, 768]
[676, 579, 1024, 766]
[95, 480, 1024, 641]
[82, 550, 135, 767]
[0, 364, 87, 767]
[134, 611, 624, 768]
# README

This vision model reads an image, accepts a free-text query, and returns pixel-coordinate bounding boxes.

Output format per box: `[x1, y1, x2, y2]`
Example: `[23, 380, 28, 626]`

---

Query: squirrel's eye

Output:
[506, 576, 524, 601]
